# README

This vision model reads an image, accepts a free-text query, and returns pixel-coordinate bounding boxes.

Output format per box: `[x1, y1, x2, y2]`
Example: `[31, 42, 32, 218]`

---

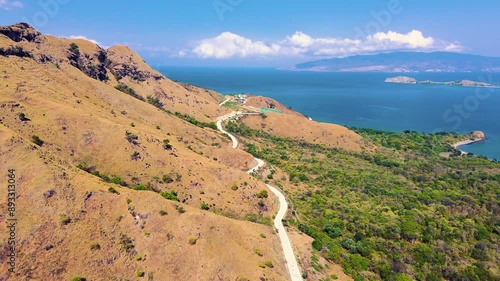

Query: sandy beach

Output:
[452, 138, 485, 154]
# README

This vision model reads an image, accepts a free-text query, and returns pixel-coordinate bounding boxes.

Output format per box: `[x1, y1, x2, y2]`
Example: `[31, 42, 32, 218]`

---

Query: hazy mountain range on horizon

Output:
[294, 52, 500, 73]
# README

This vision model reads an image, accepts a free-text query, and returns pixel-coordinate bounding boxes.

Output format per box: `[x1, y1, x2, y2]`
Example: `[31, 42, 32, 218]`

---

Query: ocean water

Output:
[158, 67, 500, 160]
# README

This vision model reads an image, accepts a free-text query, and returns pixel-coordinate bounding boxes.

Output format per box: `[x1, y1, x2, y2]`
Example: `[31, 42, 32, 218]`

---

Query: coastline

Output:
[452, 138, 486, 155]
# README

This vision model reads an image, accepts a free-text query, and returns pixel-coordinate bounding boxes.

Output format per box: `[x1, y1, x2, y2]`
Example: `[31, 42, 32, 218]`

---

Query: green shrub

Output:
[264, 261, 274, 268]
[312, 239, 323, 251]
[89, 242, 100, 250]
[161, 191, 179, 201]
[188, 237, 197, 245]
[69, 42, 80, 56]
[114, 83, 144, 101]
[61, 215, 71, 225]
[162, 174, 174, 184]
[120, 235, 134, 252]
[18, 113, 30, 121]
[231, 183, 239, 191]
[126, 198, 132, 204]
[136, 270, 145, 277]
[132, 184, 147, 191]
[159, 210, 168, 216]
[260, 233, 267, 238]
[125, 132, 139, 144]
[254, 248, 263, 256]
[108, 187, 120, 194]
[256, 190, 268, 198]
[175, 205, 185, 213]
[162, 139, 173, 150]
[69, 276, 85, 281]
[147, 95, 164, 109]
[110, 176, 122, 184]
[200, 202, 209, 210]
[31, 135, 44, 146]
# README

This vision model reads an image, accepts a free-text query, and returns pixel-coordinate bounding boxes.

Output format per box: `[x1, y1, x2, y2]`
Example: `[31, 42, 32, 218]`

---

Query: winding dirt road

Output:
[217, 112, 303, 281]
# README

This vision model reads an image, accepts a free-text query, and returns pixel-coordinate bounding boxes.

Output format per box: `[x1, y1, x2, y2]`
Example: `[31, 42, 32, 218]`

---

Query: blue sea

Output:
[157, 67, 500, 160]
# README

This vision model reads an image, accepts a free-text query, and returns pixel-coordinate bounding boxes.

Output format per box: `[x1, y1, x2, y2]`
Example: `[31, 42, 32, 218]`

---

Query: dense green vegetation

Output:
[174, 112, 217, 130]
[226, 120, 500, 281]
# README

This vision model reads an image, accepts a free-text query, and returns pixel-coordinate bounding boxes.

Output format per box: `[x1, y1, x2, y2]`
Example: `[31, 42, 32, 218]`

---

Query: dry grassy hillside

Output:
[0, 23, 291, 280]
[0, 54, 272, 221]
[106, 45, 230, 121]
[0, 125, 287, 280]
[240, 113, 366, 151]
[0, 22, 366, 280]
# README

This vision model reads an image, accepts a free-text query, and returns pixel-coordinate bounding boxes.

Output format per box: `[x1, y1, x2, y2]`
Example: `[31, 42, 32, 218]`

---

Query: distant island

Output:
[385, 76, 500, 88]
[294, 51, 500, 72]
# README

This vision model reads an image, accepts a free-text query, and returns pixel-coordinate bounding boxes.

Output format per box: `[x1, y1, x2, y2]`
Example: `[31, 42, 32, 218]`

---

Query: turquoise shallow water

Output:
[158, 66, 500, 160]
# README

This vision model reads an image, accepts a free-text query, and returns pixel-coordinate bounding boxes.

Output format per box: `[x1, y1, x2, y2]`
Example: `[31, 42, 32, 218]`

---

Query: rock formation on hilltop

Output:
[0, 22, 41, 42]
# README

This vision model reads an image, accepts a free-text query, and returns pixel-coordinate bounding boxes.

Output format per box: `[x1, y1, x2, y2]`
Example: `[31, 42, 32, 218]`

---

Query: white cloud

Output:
[67, 35, 101, 46]
[0, 0, 23, 10]
[370, 30, 434, 48]
[444, 43, 464, 52]
[191, 30, 463, 59]
[192, 32, 281, 59]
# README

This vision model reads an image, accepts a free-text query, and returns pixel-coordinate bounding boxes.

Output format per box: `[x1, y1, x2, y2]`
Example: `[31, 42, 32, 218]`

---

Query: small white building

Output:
[235, 94, 247, 104]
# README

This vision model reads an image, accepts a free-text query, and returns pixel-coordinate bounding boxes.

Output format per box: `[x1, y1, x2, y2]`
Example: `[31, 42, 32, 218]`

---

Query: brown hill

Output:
[0, 22, 364, 280]
[239, 111, 366, 151]
[0, 23, 287, 280]
[0, 124, 287, 280]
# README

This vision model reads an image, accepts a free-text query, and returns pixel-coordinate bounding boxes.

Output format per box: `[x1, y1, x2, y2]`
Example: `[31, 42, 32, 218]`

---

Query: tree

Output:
[323, 222, 342, 238]
[69, 42, 80, 56]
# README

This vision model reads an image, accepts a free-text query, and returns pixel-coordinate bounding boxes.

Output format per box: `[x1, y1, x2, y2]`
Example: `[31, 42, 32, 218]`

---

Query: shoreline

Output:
[452, 138, 486, 155]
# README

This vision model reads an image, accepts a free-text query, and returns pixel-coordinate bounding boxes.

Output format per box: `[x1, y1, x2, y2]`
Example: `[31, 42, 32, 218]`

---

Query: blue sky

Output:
[1, 0, 499, 66]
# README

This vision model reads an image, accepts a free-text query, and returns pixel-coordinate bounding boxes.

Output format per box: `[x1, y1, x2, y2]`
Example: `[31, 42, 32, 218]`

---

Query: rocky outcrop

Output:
[67, 44, 110, 81]
[0, 22, 41, 42]
[107, 46, 163, 82]
[109, 63, 163, 82]
[0, 46, 31, 58]
[471, 131, 486, 140]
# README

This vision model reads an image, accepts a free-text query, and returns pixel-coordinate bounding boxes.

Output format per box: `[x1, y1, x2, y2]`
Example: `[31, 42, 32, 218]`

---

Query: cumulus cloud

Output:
[0, 0, 23, 10]
[191, 30, 463, 59]
[192, 32, 281, 59]
[370, 30, 434, 48]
